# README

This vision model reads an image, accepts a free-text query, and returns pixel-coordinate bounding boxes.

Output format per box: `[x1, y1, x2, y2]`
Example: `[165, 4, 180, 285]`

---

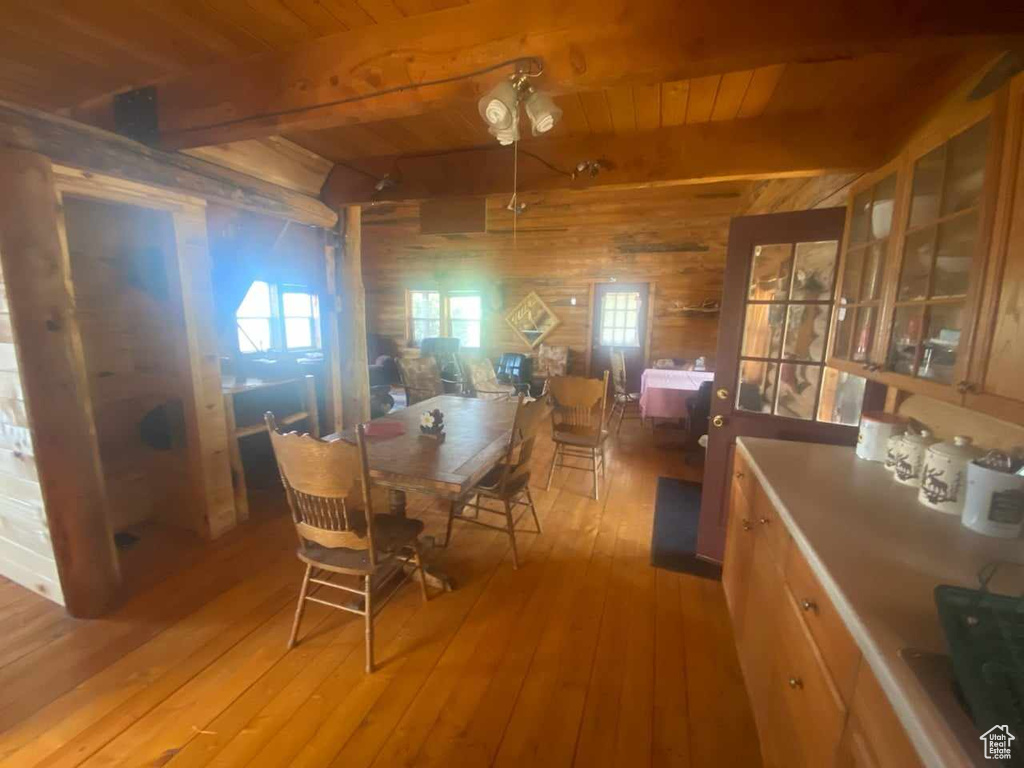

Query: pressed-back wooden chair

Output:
[396, 355, 445, 405]
[265, 413, 429, 673]
[608, 350, 642, 434]
[443, 395, 546, 569]
[545, 371, 610, 500]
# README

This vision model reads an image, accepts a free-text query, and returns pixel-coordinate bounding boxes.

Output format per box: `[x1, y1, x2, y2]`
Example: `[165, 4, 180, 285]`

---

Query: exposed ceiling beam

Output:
[71, 0, 1024, 148]
[0, 100, 336, 228]
[320, 112, 889, 206]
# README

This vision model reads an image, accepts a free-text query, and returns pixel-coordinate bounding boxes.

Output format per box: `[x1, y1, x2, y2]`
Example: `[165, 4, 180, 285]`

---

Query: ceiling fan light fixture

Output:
[478, 80, 518, 130]
[524, 89, 562, 135]
[489, 110, 520, 145]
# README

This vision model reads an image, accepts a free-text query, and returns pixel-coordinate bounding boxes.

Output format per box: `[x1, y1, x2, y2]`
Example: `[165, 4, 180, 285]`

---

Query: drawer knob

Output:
[735, 471, 745, 479]
[741, 519, 752, 532]
[788, 677, 804, 690]
[758, 517, 770, 526]
[800, 599, 817, 613]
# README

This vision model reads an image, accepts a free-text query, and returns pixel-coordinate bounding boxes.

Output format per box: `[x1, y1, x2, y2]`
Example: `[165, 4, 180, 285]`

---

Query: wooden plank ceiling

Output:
[0, 1, 1019, 203]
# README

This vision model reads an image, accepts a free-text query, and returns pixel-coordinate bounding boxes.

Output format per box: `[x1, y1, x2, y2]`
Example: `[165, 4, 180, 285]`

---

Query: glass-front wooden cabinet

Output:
[884, 118, 991, 387]
[827, 100, 1004, 406]
[832, 170, 898, 365]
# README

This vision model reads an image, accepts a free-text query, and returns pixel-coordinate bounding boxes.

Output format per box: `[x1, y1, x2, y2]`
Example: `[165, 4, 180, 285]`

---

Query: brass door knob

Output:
[788, 677, 804, 690]
[715, 388, 729, 400]
[712, 415, 726, 428]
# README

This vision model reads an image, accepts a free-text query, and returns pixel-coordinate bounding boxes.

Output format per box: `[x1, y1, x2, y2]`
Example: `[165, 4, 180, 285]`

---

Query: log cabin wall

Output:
[362, 183, 752, 370]
[0, 262, 63, 604]
[63, 197, 194, 534]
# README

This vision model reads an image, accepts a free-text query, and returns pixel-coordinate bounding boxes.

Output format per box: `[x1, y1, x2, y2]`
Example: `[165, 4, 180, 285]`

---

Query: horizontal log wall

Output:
[362, 183, 753, 371]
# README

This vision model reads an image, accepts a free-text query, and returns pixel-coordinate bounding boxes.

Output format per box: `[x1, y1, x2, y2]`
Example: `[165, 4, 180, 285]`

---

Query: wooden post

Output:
[323, 236, 345, 434]
[0, 150, 120, 617]
[339, 206, 371, 429]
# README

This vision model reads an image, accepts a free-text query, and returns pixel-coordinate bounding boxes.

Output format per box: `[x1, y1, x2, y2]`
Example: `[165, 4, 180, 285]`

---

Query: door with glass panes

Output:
[697, 210, 884, 563]
[590, 283, 649, 393]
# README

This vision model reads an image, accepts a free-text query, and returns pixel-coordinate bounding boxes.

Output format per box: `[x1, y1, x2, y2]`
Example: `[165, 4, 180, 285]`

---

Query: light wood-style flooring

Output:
[0, 425, 761, 768]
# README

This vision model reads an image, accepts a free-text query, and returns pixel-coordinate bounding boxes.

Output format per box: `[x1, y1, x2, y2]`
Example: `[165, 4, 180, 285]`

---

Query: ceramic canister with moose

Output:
[918, 436, 982, 515]
[893, 429, 938, 487]
[962, 456, 1024, 538]
[856, 412, 907, 463]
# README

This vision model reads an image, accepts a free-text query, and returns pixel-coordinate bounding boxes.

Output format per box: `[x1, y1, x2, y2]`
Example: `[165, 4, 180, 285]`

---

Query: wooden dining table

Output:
[327, 395, 519, 590]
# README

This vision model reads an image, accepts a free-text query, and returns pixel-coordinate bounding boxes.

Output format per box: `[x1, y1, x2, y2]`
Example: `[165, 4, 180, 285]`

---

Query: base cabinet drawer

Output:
[837, 663, 923, 768]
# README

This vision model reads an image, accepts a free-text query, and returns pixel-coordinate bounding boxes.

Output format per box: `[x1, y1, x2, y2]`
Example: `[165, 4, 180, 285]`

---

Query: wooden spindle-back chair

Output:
[444, 395, 546, 569]
[545, 371, 610, 500]
[608, 350, 642, 434]
[265, 412, 429, 673]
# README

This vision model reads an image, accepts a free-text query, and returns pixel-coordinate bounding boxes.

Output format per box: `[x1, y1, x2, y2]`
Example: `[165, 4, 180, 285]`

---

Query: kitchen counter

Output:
[736, 437, 1023, 768]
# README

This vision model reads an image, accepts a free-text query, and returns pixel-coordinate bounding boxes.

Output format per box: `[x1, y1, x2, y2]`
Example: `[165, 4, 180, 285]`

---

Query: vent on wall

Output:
[420, 197, 487, 235]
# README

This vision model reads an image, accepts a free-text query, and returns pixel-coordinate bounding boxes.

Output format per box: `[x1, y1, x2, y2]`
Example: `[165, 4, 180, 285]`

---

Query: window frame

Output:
[405, 288, 484, 349]
[236, 280, 321, 356]
[598, 290, 642, 348]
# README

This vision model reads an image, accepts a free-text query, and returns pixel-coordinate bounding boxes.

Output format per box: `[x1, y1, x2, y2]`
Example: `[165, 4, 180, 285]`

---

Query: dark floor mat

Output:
[650, 477, 722, 581]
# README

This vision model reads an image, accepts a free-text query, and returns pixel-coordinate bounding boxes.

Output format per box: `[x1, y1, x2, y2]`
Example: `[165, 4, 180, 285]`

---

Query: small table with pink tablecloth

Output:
[639, 369, 715, 422]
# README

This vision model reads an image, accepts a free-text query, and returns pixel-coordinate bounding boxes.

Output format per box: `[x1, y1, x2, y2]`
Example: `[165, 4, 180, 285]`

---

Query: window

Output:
[737, 240, 863, 423]
[236, 281, 320, 354]
[447, 293, 482, 349]
[406, 289, 483, 348]
[408, 290, 441, 345]
[599, 291, 640, 347]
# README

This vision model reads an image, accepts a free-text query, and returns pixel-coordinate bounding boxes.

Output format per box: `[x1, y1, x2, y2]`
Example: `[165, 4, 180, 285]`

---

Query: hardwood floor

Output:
[0, 424, 761, 768]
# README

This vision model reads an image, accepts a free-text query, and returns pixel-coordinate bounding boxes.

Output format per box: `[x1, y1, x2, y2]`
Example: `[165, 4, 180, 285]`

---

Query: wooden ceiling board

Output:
[633, 84, 661, 132]
[605, 85, 637, 134]
[553, 94, 591, 137]
[710, 69, 754, 122]
[273, 0, 350, 37]
[351, 0, 406, 23]
[578, 91, 614, 135]
[685, 75, 721, 123]
[660, 80, 689, 127]
[736, 64, 785, 119]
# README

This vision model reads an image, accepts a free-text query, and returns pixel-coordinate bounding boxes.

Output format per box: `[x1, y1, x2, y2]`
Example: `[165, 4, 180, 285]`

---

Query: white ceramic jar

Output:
[885, 433, 904, 473]
[893, 429, 938, 487]
[918, 436, 982, 515]
[856, 412, 907, 463]
[962, 459, 1024, 538]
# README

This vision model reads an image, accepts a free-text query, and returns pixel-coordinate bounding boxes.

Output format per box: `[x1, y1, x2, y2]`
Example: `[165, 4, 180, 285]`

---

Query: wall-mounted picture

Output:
[504, 291, 560, 348]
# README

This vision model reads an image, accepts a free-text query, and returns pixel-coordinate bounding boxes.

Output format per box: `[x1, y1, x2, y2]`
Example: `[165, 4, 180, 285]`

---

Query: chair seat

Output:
[298, 514, 424, 573]
[474, 464, 531, 498]
[552, 425, 609, 447]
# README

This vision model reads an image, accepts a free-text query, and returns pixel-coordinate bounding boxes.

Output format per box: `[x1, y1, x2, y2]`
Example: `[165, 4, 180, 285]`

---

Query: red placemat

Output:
[364, 420, 406, 439]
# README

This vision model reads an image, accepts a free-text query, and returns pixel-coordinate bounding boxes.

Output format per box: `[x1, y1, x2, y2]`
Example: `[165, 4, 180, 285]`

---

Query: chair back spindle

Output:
[265, 412, 378, 565]
[494, 395, 548, 496]
[547, 372, 609, 431]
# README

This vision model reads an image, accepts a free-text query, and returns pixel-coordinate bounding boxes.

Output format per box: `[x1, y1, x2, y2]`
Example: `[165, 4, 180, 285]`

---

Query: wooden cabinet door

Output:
[722, 476, 756, 639]
[739, 535, 801, 768]
[967, 73, 1024, 424]
[836, 714, 881, 768]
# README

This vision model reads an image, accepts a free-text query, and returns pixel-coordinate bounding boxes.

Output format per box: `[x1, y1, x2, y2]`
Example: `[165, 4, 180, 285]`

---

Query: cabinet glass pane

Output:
[841, 247, 865, 303]
[742, 304, 785, 359]
[909, 144, 946, 229]
[870, 174, 898, 240]
[833, 303, 854, 359]
[898, 226, 935, 301]
[850, 190, 871, 245]
[748, 244, 793, 300]
[933, 210, 978, 298]
[737, 360, 778, 414]
[862, 240, 886, 301]
[851, 306, 876, 363]
[777, 363, 821, 421]
[888, 306, 925, 376]
[818, 368, 867, 426]
[791, 241, 838, 301]
[918, 303, 964, 384]
[943, 119, 989, 217]
[783, 304, 829, 362]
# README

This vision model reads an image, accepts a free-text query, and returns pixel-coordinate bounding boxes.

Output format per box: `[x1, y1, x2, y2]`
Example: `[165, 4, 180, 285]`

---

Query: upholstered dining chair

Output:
[608, 350, 642, 434]
[462, 357, 518, 401]
[545, 371, 610, 500]
[265, 413, 429, 673]
[396, 355, 445, 405]
[444, 394, 545, 569]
